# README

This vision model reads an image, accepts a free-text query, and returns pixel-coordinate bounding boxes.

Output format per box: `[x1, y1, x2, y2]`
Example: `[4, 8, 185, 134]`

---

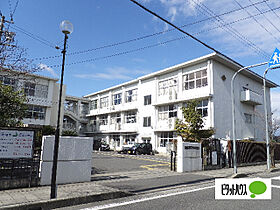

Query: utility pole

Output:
[0, 15, 5, 42]
[0, 15, 14, 45]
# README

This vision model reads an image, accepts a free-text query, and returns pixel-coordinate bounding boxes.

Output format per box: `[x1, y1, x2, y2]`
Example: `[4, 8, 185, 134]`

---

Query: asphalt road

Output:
[58, 167, 280, 210]
[59, 177, 280, 210]
[92, 151, 170, 174]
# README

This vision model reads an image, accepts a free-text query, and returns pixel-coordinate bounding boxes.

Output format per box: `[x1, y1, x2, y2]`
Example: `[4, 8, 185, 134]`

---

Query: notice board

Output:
[0, 129, 34, 158]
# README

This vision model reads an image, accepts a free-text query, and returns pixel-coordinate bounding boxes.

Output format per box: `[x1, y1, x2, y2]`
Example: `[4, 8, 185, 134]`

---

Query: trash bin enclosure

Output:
[177, 142, 202, 172]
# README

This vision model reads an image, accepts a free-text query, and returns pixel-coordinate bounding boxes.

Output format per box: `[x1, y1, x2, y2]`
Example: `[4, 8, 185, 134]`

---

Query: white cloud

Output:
[38, 63, 58, 78]
[151, 0, 280, 59]
[74, 67, 151, 81]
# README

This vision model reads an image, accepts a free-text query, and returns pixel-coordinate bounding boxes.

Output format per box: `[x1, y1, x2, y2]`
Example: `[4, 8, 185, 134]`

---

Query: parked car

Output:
[127, 143, 153, 155]
[118, 144, 134, 154]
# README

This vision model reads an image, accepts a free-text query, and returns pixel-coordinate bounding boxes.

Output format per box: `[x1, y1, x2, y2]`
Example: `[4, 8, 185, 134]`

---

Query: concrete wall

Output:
[40, 136, 93, 185]
[177, 141, 202, 172]
[212, 60, 271, 141]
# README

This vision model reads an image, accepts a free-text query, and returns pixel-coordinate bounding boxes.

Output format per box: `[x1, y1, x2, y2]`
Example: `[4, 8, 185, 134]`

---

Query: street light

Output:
[263, 68, 271, 171]
[50, 20, 73, 199]
[231, 62, 267, 175]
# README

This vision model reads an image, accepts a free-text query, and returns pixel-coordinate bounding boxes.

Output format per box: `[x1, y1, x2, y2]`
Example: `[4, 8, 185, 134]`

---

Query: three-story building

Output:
[84, 53, 277, 153]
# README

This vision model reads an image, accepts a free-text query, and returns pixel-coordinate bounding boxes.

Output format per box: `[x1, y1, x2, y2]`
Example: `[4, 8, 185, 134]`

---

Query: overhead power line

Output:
[189, 0, 268, 58]
[10, 24, 59, 49]
[129, 0, 270, 65]
[46, 6, 280, 68]
[248, 0, 280, 34]
[233, 0, 280, 44]
[33, 0, 269, 61]
[265, 0, 280, 22]
[10, 0, 19, 20]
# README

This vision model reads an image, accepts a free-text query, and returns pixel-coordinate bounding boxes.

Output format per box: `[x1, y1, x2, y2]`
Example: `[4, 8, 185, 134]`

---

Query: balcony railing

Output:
[240, 90, 262, 105]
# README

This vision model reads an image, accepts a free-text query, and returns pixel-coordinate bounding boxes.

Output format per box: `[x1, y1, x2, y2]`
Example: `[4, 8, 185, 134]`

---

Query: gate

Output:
[201, 138, 225, 170]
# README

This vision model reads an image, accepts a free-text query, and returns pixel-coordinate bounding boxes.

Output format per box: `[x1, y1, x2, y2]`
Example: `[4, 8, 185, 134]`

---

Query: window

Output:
[25, 105, 46, 120]
[159, 132, 175, 147]
[158, 78, 178, 96]
[99, 115, 108, 125]
[197, 100, 209, 117]
[89, 116, 97, 126]
[142, 138, 151, 143]
[90, 99, 98, 110]
[184, 69, 207, 90]
[143, 116, 151, 127]
[100, 97, 109, 108]
[144, 95, 151, 105]
[35, 84, 48, 98]
[244, 113, 252, 124]
[24, 82, 35, 96]
[125, 111, 137, 123]
[126, 89, 137, 103]
[81, 103, 89, 116]
[124, 135, 136, 145]
[0, 76, 16, 89]
[113, 93, 122, 105]
[111, 135, 120, 147]
[111, 113, 121, 124]
[158, 104, 177, 120]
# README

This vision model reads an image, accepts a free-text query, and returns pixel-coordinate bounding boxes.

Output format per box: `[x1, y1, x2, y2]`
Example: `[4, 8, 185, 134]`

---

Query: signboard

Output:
[268, 48, 280, 69]
[0, 129, 34, 158]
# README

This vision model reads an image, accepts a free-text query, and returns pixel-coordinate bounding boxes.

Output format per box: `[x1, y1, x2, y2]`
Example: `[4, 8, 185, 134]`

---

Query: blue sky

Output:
[1, 0, 280, 116]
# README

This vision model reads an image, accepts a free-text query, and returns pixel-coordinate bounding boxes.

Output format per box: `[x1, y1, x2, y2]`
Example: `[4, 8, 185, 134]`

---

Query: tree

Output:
[0, 82, 27, 127]
[175, 100, 214, 142]
[62, 130, 78, 136]
[0, 18, 39, 74]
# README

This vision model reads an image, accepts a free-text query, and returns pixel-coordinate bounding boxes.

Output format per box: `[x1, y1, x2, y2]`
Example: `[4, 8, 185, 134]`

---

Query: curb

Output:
[0, 191, 133, 210]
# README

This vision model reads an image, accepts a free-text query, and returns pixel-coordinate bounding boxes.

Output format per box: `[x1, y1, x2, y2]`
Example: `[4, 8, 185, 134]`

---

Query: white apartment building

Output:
[0, 69, 66, 128]
[84, 53, 277, 153]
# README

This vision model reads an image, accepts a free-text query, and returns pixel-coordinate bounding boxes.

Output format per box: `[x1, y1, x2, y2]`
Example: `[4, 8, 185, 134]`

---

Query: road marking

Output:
[272, 185, 280, 189]
[272, 176, 280, 180]
[83, 185, 214, 210]
[140, 163, 170, 170]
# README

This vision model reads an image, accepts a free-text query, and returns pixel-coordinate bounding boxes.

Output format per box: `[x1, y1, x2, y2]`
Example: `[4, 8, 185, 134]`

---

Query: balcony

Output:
[26, 96, 52, 107]
[240, 90, 262, 105]
[109, 123, 121, 131]
[156, 118, 176, 131]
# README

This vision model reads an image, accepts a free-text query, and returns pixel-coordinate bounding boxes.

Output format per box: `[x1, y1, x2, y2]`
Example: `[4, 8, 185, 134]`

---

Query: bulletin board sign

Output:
[0, 129, 34, 158]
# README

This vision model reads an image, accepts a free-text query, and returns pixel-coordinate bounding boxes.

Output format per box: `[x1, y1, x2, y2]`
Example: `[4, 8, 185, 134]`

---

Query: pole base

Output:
[230, 173, 248, 178]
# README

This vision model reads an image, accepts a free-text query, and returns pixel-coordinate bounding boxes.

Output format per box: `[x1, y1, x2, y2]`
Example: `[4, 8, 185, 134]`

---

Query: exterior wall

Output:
[85, 60, 214, 153]
[0, 70, 66, 129]
[212, 60, 271, 141]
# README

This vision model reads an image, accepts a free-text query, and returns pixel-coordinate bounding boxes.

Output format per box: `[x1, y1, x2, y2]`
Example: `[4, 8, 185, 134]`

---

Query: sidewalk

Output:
[0, 163, 279, 209]
[0, 182, 131, 210]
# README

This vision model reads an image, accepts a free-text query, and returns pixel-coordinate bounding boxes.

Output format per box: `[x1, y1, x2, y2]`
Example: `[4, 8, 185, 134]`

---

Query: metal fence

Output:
[201, 139, 280, 170]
